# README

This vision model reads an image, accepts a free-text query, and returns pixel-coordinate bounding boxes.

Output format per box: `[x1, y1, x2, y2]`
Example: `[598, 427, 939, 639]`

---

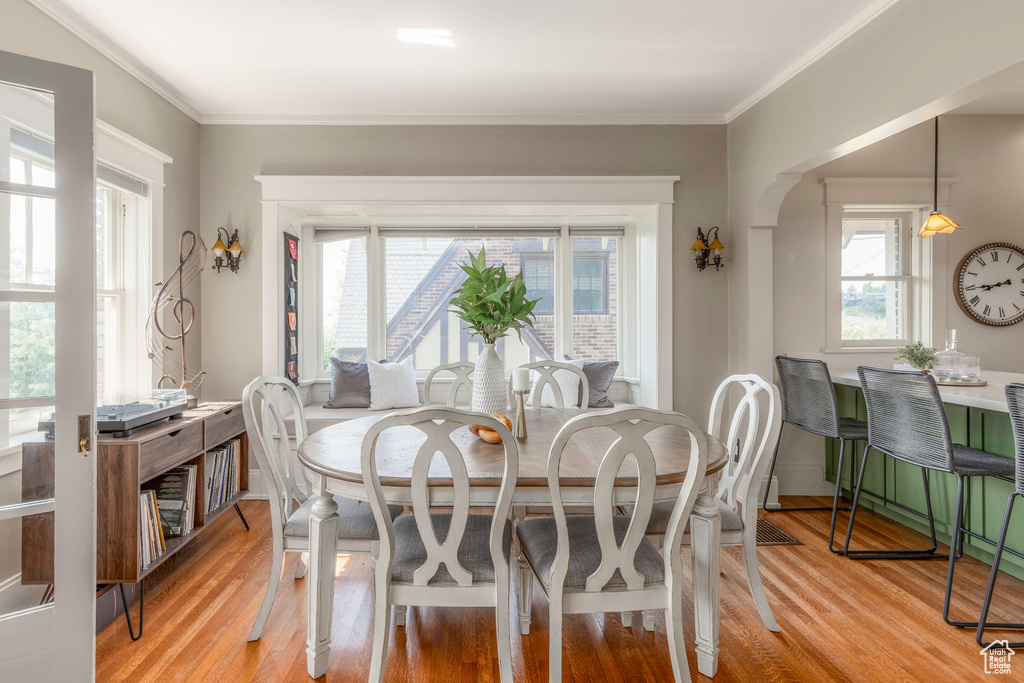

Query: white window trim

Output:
[822, 177, 956, 354]
[256, 176, 678, 409]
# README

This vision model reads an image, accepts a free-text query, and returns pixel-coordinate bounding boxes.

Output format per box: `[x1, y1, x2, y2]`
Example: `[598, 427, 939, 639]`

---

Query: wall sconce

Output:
[211, 227, 244, 273]
[691, 226, 724, 272]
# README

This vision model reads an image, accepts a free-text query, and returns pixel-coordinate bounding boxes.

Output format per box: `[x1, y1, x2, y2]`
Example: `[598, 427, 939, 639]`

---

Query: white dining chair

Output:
[361, 407, 519, 683]
[507, 360, 589, 411]
[515, 406, 709, 683]
[627, 373, 783, 632]
[423, 361, 475, 407]
[241, 376, 403, 642]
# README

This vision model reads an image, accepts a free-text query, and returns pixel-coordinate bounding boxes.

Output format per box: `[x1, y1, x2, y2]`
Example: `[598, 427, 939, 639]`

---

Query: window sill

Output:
[821, 347, 899, 354]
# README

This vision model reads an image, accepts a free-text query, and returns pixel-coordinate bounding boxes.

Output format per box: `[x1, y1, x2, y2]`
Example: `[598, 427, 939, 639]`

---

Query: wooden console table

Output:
[21, 401, 250, 639]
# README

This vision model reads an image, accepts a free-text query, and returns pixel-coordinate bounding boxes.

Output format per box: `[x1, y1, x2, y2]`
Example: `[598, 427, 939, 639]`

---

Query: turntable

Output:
[38, 390, 191, 439]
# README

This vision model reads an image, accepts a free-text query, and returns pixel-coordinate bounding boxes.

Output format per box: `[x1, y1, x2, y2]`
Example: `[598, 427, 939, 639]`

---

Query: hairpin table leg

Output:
[119, 580, 144, 641]
[234, 502, 250, 530]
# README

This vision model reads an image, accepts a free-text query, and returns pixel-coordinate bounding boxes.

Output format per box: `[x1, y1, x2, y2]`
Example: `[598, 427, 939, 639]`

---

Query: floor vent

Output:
[755, 518, 803, 546]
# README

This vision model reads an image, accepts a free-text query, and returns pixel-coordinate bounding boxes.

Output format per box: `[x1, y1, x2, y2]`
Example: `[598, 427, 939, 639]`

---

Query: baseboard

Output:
[771, 464, 834, 496]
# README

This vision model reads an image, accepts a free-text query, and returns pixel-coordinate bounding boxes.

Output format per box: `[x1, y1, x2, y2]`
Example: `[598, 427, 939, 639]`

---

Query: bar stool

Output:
[976, 383, 1024, 647]
[845, 367, 1015, 628]
[762, 356, 864, 553]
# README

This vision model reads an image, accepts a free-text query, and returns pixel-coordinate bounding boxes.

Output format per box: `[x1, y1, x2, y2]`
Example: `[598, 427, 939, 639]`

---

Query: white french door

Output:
[0, 50, 97, 681]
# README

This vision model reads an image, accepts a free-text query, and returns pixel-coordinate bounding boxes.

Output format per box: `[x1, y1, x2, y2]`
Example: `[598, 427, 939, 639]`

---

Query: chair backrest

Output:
[547, 406, 708, 593]
[774, 356, 841, 438]
[242, 376, 312, 534]
[361, 407, 518, 587]
[708, 374, 782, 517]
[423, 362, 475, 408]
[508, 360, 590, 411]
[1004, 383, 1024, 494]
[858, 366, 954, 472]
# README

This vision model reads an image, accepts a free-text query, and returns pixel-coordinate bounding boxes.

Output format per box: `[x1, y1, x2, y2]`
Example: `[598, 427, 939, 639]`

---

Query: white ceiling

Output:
[33, 0, 894, 124]
[953, 79, 1024, 115]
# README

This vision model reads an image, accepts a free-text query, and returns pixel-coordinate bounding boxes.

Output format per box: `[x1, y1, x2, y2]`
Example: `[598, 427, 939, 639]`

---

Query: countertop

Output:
[830, 369, 1024, 414]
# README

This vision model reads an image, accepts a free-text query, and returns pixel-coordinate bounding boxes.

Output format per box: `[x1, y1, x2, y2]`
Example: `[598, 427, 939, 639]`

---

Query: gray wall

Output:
[0, 0, 200, 605]
[775, 115, 1024, 373]
[1, 0, 203, 383]
[199, 124, 729, 417]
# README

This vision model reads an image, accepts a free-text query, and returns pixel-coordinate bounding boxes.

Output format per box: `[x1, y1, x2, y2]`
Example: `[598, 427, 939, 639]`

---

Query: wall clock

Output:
[954, 242, 1024, 327]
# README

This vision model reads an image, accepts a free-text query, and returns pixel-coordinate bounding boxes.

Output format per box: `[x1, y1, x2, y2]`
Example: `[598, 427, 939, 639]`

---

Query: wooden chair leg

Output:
[741, 525, 779, 632]
[394, 605, 407, 626]
[248, 531, 284, 641]
[517, 551, 534, 635]
[495, 572, 514, 683]
[368, 569, 392, 683]
[548, 597, 563, 683]
[642, 610, 657, 632]
[665, 588, 691, 683]
[620, 611, 633, 628]
[294, 552, 308, 579]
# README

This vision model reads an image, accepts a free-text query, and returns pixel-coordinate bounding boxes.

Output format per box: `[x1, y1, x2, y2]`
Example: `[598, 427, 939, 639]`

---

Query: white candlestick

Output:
[512, 367, 530, 392]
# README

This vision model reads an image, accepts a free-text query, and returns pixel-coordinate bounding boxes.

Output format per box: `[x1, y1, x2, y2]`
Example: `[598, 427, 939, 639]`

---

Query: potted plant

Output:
[893, 341, 936, 372]
[449, 246, 541, 413]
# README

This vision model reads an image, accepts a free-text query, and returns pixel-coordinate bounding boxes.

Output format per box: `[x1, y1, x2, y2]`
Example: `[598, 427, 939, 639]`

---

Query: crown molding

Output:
[200, 112, 726, 126]
[26, 0, 202, 122]
[725, 0, 901, 122]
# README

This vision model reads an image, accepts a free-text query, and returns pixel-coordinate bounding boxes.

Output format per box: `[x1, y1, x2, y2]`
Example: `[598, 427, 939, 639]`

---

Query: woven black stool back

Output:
[775, 356, 840, 438]
[1005, 383, 1024, 495]
[857, 366, 954, 473]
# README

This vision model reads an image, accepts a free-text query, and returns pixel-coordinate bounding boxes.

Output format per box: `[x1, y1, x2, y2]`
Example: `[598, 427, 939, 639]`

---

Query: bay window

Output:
[316, 227, 625, 377]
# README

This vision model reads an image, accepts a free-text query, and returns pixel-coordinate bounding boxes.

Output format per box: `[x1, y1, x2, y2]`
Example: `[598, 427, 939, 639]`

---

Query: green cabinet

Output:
[828, 385, 1023, 579]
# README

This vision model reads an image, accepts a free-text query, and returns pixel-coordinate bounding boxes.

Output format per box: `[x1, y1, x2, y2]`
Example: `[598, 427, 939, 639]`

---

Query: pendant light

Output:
[919, 116, 960, 237]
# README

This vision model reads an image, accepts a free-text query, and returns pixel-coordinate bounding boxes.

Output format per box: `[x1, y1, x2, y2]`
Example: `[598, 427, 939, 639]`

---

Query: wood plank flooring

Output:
[96, 497, 1024, 682]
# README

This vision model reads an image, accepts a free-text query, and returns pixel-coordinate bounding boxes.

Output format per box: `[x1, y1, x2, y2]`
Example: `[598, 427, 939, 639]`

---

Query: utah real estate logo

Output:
[980, 641, 1015, 675]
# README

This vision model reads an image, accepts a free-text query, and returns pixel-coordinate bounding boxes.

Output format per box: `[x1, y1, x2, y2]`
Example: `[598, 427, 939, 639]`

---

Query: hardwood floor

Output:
[96, 497, 1024, 682]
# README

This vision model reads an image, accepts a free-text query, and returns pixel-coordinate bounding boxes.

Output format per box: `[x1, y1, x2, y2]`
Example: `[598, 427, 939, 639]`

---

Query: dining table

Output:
[296, 407, 730, 679]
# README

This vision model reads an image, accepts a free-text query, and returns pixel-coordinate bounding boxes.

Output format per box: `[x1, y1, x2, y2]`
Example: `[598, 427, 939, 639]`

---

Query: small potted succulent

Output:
[893, 341, 936, 372]
[449, 246, 541, 413]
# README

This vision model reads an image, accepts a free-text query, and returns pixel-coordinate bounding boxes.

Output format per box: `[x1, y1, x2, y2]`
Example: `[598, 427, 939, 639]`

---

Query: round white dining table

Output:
[297, 408, 729, 679]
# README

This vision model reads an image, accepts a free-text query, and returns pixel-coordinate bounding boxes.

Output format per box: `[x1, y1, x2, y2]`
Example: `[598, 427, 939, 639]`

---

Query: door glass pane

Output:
[1, 81, 55, 190]
[571, 237, 618, 363]
[0, 404, 55, 619]
[382, 236, 554, 370]
[8, 301, 55, 400]
[7, 195, 55, 287]
[841, 280, 905, 340]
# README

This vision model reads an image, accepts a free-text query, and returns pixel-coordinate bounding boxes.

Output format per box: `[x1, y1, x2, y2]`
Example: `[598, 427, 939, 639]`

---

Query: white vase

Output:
[472, 343, 508, 414]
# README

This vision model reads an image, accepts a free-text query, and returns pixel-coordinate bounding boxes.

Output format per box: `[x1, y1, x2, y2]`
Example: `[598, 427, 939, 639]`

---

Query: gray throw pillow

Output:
[564, 355, 619, 408]
[324, 358, 372, 408]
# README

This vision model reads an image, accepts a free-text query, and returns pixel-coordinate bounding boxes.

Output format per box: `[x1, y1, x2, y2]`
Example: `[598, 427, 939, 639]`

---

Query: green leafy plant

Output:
[894, 341, 936, 370]
[449, 246, 541, 345]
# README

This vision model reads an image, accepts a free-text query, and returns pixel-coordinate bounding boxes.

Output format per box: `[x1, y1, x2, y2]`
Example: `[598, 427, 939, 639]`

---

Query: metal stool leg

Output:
[765, 422, 855, 513]
[977, 492, 1024, 647]
[844, 446, 946, 560]
[827, 437, 850, 554]
[119, 580, 144, 641]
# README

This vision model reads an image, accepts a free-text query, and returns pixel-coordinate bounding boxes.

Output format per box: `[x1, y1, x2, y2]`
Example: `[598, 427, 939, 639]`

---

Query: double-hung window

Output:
[838, 213, 912, 347]
[5, 125, 154, 446]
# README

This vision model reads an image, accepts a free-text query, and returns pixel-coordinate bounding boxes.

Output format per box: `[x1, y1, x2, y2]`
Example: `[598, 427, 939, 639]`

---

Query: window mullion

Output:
[553, 226, 571, 360]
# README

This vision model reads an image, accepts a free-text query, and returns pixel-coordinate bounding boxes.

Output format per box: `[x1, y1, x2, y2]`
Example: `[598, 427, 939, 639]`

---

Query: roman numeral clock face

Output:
[955, 242, 1024, 327]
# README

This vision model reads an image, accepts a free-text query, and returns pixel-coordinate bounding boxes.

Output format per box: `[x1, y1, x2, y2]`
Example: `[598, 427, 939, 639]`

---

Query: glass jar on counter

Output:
[933, 329, 966, 381]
